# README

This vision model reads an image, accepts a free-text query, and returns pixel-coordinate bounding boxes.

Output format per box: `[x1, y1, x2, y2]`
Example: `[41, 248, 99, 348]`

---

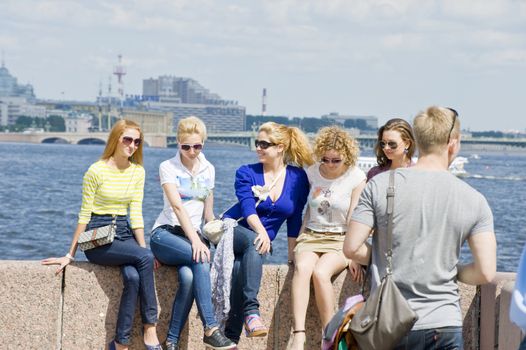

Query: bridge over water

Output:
[1, 131, 525, 151]
[0, 132, 168, 148]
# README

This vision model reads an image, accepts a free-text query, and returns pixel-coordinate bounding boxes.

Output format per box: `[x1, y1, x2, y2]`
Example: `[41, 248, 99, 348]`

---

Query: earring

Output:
[404, 148, 409, 154]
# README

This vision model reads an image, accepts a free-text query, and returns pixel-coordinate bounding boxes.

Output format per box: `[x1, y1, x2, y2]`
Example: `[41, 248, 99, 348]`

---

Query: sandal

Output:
[292, 330, 306, 343]
[244, 314, 268, 337]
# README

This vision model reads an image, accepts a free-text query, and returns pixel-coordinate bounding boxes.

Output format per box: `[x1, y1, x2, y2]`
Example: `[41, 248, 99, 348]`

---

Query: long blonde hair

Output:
[258, 122, 314, 167]
[101, 120, 144, 165]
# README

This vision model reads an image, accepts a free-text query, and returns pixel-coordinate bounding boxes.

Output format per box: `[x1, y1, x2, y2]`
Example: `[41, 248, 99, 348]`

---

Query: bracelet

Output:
[65, 253, 75, 261]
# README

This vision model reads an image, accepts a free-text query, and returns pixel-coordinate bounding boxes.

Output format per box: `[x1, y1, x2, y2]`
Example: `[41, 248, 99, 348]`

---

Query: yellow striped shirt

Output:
[78, 160, 145, 229]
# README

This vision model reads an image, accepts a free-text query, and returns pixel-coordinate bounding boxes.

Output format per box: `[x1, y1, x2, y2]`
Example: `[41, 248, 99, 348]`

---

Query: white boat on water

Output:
[357, 156, 469, 177]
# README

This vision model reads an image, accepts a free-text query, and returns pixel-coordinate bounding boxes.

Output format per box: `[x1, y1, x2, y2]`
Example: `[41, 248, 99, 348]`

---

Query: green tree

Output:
[15, 116, 33, 128]
[47, 115, 65, 132]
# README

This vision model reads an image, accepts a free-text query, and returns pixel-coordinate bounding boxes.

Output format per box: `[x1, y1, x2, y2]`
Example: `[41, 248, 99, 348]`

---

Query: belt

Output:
[304, 227, 346, 236]
[91, 213, 126, 218]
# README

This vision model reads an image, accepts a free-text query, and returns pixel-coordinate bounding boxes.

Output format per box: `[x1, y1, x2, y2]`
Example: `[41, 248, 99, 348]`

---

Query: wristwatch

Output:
[65, 253, 75, 261]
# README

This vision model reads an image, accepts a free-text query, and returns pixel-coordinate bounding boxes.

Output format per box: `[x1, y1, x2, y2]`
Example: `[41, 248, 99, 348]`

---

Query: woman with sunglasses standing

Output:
[42, 120, 162, 350]
[367, 118, 416, 181]
[221, 122, 313, 344]
[149, 116, 235, 350]
[290, 126, 366, 349]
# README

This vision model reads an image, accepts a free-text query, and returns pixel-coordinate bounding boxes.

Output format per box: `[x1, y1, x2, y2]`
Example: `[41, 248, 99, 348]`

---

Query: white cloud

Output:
[478, 49, 526, 66]
[381, 33, 425, 49]
[441, 0, 510, 20]
[0, 35, 19, 49]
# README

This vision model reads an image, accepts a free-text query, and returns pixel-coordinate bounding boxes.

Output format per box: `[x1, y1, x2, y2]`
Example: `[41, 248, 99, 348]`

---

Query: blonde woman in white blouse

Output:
[290, 126, 366, 350]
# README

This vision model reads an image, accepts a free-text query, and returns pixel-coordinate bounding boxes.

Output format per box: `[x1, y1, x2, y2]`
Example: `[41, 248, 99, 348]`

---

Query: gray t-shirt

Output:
[352, 168, 493, 330]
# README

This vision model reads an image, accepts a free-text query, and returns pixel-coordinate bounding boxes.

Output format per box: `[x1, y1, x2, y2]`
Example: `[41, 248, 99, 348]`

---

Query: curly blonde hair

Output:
[313, 126, 359, 167]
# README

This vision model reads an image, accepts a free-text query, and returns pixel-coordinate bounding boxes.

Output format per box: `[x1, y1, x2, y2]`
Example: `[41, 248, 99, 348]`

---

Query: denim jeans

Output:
[150, 225, 218, 344]
[224, 225, 266, 343]
[393, 326, 463, 350]
[83, 214, 158, 346]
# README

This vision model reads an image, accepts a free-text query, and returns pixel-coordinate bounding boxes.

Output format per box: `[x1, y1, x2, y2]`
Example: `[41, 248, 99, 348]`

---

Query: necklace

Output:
[265, 165, 286, 184]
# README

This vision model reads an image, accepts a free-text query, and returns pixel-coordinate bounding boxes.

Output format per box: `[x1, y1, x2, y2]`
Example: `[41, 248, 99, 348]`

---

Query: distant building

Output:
[0, 62, 35, 102]
[65, 113, 93, 133]
[322, 112, 378, 131]
[46, 109, 70, 119]
[0, 97, 46, 126]
[121, 109, 173, 134]
[141, 75, 245, 132]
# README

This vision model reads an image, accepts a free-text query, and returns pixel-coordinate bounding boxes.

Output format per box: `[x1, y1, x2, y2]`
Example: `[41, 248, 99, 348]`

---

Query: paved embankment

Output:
[0, 261, 522, 349]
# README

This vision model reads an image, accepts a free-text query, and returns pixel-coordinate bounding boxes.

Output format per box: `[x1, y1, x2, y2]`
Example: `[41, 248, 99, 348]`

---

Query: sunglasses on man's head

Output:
[254, 140, 276, 150]
[379, 141, 398, 150]
[446, 107, 459, 144]
[122, 136, 142, 147]
[180, 143, 203, 151]
[321, 157, 343, 164]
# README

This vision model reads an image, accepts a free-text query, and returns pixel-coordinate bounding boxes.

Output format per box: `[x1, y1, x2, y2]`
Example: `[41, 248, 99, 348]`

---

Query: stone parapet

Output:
[0, 261, 519, 349]
[0, 261, 63, 350]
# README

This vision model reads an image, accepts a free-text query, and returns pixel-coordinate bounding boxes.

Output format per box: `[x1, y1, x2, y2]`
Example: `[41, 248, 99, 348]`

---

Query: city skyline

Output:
[1, 0, 525, 131]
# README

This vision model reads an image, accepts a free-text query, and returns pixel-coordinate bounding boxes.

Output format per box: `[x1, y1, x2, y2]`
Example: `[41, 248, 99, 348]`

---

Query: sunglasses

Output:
[446, 107, 458, 144]
[122, 136, 142, 147]
[254, 140, 276, 150]
[379, 141, 398, 150]
[321, 157, 343, 164]
[180, 143, 203, 151]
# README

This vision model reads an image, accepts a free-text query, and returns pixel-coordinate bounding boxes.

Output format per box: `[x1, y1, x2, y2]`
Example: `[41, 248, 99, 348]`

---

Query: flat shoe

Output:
[244, 314, 268, 338]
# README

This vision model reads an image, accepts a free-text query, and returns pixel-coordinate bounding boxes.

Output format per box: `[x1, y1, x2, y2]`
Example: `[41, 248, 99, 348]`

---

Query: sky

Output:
[1, 0, 525, 131]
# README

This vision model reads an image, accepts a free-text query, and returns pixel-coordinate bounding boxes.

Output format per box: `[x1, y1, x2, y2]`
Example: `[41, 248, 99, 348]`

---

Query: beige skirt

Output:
[294, 230, 346, 255]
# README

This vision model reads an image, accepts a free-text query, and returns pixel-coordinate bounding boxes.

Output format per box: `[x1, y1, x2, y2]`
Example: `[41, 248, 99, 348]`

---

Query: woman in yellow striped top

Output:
[42, 120, 162, 350]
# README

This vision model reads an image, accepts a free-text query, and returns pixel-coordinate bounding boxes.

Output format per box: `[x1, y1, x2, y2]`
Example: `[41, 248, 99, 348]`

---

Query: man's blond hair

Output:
[413, 106, 460, 154]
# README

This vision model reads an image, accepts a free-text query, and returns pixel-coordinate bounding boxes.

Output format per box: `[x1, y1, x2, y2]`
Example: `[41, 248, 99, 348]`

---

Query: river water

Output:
[0, 142, 524, 272]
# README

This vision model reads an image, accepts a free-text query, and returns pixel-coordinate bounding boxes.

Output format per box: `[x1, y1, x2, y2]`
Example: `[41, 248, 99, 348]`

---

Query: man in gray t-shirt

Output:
[344, 106, 496, 350]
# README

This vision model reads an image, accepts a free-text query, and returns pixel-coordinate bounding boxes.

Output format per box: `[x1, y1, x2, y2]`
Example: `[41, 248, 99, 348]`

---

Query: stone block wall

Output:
[0, 261, 519, 350]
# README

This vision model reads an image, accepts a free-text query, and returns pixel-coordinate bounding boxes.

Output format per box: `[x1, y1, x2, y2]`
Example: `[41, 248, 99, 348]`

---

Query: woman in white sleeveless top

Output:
[290, 126, 366, 349]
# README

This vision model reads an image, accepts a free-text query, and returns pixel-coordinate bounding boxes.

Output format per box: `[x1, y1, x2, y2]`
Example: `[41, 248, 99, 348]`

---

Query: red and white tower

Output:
[261, 88, 267, 116]
[113, 54, 126, 115]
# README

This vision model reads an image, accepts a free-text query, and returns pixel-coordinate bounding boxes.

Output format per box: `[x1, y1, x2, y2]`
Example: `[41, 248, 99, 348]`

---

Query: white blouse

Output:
[305, 163, 365, 233]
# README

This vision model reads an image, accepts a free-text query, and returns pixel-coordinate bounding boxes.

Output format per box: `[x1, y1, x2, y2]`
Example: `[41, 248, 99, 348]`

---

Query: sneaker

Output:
[244, 314, 268, 337]
[203, 329, 236, 349]
[164, 340, 179, 350]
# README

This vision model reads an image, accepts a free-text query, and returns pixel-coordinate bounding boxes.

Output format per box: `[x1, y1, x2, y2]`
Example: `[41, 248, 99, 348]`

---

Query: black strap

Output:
[385, 170, 395, 276]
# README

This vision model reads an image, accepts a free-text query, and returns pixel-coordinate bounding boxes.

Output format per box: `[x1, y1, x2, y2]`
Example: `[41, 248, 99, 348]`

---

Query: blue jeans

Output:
[224, 225, 266, 343]
[83, 214, 158, 346]
[150, 225, 218, 344]
[393, 326, 463, 350]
